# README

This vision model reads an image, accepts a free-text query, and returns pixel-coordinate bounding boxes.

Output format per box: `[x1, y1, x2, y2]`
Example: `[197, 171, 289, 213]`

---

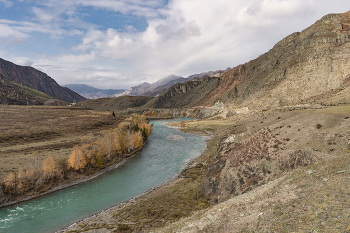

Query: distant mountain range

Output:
[114, 75, 185, 97]
[63, 84, 124, 99]
[115, 70, 230, 98]
[0, 58, 85, 105]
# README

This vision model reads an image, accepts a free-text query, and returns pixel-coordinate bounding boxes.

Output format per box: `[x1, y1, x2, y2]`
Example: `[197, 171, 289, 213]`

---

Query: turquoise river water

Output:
[0, 118, 207, 233]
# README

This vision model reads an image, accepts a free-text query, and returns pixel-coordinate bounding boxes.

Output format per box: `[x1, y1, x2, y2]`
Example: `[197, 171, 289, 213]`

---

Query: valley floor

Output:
[62, 104, 350, 232]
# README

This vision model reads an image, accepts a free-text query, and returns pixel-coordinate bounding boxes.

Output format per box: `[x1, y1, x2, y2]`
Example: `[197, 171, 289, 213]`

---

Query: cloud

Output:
[0, 23, 29, 38]
[235, 0, 315, 27]
[155, 20, 201, 39]
[13, 57, 34, 66]
[0, 0, 13, 8]
[0, 19, 83, 39]
[3, 0, 350, 89]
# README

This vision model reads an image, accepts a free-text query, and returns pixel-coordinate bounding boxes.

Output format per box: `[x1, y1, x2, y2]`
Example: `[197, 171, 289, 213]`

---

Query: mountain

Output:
[144, 12, 350, 109]
[186, 68, 230, 81]
[141, 77, 188, 97]
[115, 82, 152, 97]
[115, 70, 229, 98]
[77, 12, 350, 112]
[115, 75, 184, 97]
[0, 58, 85, 103]
[63, 84, 124, 99]
[0, 76, 51, 105]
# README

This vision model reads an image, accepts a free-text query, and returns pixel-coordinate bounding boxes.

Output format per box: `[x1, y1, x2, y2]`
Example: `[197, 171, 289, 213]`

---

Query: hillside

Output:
[0, 58, 85, 103]
[141, 12, 350, 110]
[77, 95, 155, 111]
[0, 77, 51, 105]
[63, 84, 124, 99]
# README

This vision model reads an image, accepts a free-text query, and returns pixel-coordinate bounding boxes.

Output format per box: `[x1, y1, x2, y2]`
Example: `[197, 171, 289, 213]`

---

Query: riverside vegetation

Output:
[64, 104, 350, 232]
[0, 111, 152, 204]
[2, 10, 350, 233]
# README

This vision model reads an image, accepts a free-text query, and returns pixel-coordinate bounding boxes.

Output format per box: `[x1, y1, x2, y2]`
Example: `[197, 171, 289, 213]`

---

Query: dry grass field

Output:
[0, 105, 124, 182]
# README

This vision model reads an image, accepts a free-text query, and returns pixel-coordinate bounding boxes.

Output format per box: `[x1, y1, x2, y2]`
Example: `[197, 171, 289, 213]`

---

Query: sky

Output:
[1, 0, 350, 89]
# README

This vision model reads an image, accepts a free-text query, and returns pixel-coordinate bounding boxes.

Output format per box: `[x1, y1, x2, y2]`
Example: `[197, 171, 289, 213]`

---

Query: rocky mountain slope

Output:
[114, 69, 229, 99]
[142, 12, 350, 110]
[63, 84, 124, 99]
[0, 58, 85, 103]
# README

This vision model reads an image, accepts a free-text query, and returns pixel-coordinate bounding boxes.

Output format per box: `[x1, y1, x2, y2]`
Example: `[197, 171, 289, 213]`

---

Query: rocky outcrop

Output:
[144, 76, 220, 108]
[202, 126, 322, 202]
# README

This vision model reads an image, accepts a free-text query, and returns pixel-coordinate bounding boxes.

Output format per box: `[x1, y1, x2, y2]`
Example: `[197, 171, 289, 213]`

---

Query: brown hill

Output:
[77, 95, 155, 111]
[143, 12, 350, 110]
[0, 58, 85, 103]
[0, 77, 51, 105]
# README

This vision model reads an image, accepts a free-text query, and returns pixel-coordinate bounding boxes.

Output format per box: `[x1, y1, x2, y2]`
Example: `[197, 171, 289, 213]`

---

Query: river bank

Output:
[0, 148, 143, 209]
[0, 117, 207, 233]
[61, 121, 216, 232]
[0, 113, 152, 209]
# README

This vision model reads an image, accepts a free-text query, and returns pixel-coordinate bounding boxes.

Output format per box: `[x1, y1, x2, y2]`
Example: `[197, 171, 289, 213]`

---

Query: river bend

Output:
[0, 118, 206, 233]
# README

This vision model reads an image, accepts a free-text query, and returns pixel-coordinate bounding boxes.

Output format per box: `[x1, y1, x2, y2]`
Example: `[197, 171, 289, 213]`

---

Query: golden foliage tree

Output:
[42, 155, 61, 181]
[68, 146, 88, 171]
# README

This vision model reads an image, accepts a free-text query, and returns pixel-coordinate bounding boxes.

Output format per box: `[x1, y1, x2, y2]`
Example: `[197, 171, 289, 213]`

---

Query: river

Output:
[0, 118, 207, 233]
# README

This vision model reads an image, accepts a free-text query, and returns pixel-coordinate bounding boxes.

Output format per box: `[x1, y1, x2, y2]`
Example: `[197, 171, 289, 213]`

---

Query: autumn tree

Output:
[68, 145, 88, 171]
[42, 155, 62, 181]
[3, 173, 16, 194]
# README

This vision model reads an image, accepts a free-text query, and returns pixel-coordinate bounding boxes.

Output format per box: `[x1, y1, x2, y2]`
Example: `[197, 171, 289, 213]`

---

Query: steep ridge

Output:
[220, 12, 350, 109]
[141, 77, 187, 97]
[0, 58, 85, 103]
[144, 12, 350, 109]
[143, 77, 220, 108]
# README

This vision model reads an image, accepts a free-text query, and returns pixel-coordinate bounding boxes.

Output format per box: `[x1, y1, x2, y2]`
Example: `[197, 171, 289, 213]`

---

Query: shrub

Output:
[316, 124, 322, 129]
[117, 224, 131, 231]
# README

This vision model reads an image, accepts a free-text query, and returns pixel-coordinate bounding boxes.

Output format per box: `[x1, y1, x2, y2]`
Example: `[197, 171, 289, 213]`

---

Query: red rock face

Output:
[341, 23, 350, 32]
